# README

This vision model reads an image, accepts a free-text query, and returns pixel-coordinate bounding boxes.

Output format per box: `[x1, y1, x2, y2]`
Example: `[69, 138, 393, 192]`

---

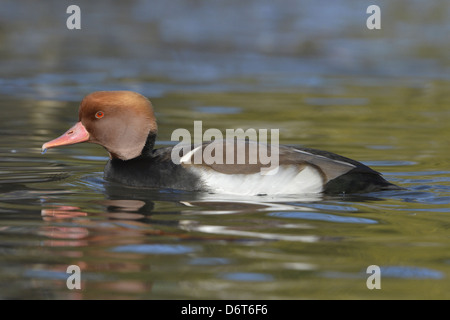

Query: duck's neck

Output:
[140, 131, 157, 157]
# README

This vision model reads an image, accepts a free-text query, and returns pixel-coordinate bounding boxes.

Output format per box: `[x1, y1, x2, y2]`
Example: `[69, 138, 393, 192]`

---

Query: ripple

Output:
[269, 211, 378, 224]
[23, 268, 105, 281]
[297, 203, 358, 212]
[363, 160, 417, 167]
[367, 145, 396, 150]
[395, 170, 450, 176]
[72, 155, 109, 161]
[180, 223, 319, 242]
[111, 244, 197, 254]
[0, 171, 70, 185]
[379, 266, 444, 279]
[189, 257, 231, 266]
[405, 208, 450, 213]
[23, 269, 73, 280]
[304, 97, 368, 106]
[194, 106, 242, 114]
[220, 272, 274, 282]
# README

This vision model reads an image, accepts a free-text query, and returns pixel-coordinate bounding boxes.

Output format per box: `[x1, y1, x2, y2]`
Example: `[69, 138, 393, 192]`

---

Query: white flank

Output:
[187, 165, 324, 195]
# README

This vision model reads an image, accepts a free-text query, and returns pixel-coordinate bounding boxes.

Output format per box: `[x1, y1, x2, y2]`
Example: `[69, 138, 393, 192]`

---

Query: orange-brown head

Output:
[42, 91, 157, 160]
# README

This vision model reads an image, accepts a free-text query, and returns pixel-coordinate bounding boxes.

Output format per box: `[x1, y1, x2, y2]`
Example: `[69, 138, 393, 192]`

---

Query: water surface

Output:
[0, 1, 449, 299]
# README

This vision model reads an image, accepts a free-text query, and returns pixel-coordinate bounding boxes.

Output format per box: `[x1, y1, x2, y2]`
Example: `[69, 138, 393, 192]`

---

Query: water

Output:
[0, 1, 450, 299]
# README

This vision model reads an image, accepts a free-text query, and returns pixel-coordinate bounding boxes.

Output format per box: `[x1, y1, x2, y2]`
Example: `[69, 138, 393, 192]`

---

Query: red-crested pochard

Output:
[42, 91, 400, 195]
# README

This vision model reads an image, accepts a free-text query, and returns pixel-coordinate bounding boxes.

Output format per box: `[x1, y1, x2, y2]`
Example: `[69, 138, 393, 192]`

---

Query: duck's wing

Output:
[287, 146, 400, 193]
[177, 140, 354, 178]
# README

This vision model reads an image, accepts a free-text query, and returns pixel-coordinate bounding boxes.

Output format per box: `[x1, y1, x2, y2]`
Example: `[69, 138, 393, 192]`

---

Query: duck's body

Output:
[104, 141, 398, 195]
[42, 91, 400, 195]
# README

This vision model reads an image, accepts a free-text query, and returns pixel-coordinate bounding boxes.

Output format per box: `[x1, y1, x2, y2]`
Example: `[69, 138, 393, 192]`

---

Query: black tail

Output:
[324, 171, 402, 194]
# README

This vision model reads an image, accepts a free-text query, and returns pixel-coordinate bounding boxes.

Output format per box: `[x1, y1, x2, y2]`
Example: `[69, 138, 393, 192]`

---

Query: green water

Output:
[0, 1, 449, 300]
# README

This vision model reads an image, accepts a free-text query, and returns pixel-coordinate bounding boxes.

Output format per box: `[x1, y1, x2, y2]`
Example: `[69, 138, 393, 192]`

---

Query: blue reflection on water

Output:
[23, 269, 104, 281]
[111, 244, 197, 254]
[380, 266, 444, 279]
[189, 257, 231, 266]
[269, 211, 378, 224]
[220, 272, 274, 282]
[194, 106, 242, 114]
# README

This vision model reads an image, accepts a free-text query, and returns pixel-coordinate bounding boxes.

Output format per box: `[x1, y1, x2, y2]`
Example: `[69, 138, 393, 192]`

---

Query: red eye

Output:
[95, 111, 104, 119]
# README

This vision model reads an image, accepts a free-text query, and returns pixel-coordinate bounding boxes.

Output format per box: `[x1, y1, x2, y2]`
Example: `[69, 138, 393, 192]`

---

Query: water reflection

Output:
[38, 195, 323, 243]
[0, 164, 447, 299]
[180, 222, 319, 243]
[42, 205, 88, 220]
[36, 179, 390, 250]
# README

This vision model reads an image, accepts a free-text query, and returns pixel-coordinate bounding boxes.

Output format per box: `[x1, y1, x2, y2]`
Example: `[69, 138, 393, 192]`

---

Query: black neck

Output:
[140, 131, 157, 157]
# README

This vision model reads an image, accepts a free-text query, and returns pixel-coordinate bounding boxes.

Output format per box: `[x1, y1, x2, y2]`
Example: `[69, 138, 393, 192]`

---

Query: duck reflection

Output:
[38, 176, 388, 252]
[38, 177, 384, 247]
[39, 200, 161, 247]
[33, 179, 386, 298]
[39, 181, 329, 248]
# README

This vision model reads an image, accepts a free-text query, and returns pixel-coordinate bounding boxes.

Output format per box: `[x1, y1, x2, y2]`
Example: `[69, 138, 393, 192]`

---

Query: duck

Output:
[42, 91, 400, 195]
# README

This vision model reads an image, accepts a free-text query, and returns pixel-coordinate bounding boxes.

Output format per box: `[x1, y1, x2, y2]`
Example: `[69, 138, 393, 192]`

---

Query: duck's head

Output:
[42, 91, 157, 160]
